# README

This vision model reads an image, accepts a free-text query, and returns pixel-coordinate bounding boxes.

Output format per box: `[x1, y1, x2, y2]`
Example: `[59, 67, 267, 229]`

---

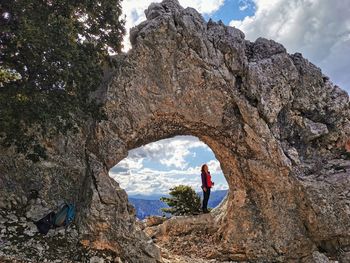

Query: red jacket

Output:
[201, 171, 213, 188]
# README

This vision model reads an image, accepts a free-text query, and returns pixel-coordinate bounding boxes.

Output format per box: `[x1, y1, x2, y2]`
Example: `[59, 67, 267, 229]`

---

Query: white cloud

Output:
[110, 161, 227, 195]
[207, 159, 222, 174]
[239, 0, 253, 11]
[212, 183, 229, 191]
[121, 0, 224, 51]
[115, 157, 144, 171]
[109, 136, 228, 195]
[230, 0, 350, 92]
[239, 5, 248, 11]
[128, 135, 208, 169]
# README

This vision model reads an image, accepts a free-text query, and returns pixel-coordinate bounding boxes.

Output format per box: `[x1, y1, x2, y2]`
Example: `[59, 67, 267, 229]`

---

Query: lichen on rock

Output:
[0, 0, 350, 262]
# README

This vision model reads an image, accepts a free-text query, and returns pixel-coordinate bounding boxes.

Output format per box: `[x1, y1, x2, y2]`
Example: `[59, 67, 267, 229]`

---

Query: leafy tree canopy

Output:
[161, 185, 201, 216]
[0, 0, 125, 161]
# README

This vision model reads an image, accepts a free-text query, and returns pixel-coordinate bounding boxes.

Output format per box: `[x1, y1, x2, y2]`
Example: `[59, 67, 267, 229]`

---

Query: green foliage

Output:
[161, 185, 201, 216]
[0, 66, 21, 86]
[0, 0, 125, 160]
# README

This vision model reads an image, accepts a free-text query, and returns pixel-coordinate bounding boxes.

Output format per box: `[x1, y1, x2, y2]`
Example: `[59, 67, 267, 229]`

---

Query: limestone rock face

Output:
[1, 0, 350, 262]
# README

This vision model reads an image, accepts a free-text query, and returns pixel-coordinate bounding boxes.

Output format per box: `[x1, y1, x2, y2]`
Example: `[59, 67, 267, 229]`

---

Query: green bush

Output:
[161, 185, 201, 216]
[0, 66, 21, 86]
[0, 0, 125, 160]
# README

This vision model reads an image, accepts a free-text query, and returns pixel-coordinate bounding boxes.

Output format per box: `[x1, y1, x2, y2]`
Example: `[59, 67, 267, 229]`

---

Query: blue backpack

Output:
[52, 202, 76, 228]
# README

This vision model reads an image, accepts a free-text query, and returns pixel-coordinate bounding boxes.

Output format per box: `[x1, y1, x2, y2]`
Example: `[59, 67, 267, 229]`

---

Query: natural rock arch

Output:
[1, 0, 349, 262]
[78, 0, 350, 261]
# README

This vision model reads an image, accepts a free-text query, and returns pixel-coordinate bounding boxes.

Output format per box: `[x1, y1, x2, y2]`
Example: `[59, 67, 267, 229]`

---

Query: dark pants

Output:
[202, 188, 211, 212]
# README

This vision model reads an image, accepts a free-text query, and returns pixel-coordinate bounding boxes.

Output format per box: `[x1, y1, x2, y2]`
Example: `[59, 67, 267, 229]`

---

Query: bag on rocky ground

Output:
[34, 211, 56, 235]
[34, 202, 75, 234]
[52, 203, 76, 228]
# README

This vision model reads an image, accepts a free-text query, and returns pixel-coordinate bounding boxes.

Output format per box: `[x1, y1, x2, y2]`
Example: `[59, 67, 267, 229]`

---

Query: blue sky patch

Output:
[204, 0, 256, 25]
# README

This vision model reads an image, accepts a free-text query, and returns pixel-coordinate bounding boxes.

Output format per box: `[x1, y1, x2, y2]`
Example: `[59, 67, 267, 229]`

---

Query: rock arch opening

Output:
[109, 135, 229, 219]
[76, 0, 350, 258]
[85, 107, 306, 262]
[1, 1, 345, 262]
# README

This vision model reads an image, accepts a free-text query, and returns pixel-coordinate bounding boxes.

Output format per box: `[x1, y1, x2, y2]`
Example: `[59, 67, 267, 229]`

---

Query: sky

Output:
[110, 0, 350, 196]
[121, 0, 350, 93]
[109, 136, 228, 196]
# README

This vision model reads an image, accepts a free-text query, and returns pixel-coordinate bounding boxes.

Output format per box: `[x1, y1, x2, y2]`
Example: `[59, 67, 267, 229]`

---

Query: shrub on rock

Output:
[161, 185, 201, 216]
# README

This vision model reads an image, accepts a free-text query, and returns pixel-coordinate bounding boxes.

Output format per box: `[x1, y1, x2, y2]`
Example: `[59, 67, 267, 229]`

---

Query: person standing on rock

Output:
[201, 164, 214, 213]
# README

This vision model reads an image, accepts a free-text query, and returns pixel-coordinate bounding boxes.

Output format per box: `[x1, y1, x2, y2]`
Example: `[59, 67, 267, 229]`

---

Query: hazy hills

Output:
[129, 189, 228, 219]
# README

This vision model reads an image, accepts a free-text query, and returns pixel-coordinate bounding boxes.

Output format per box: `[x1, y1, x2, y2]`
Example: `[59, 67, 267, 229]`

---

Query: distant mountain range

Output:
[128, 189, 228, 219]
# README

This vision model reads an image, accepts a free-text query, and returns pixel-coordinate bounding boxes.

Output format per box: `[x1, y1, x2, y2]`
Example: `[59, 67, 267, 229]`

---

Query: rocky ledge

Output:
[1, 0, 350, 262]
[0, 208, 123, 263]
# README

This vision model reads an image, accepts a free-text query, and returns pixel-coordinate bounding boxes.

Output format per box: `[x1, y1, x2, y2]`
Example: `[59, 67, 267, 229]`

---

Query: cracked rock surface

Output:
[1, 0, 350, 262]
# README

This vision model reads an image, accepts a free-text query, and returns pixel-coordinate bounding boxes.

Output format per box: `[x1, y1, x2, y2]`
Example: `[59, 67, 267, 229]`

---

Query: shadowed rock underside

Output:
[0, 0, 350, 262]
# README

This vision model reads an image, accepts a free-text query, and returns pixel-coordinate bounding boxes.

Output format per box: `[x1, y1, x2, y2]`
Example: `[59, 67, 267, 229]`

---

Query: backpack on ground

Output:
[34, 202, 76, 234]
[52, 202, 76, 228]
[34, 211, 56, 235]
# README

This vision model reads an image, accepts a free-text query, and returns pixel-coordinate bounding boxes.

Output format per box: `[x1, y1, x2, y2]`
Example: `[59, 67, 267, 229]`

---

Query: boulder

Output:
[0, 0, 349, 262]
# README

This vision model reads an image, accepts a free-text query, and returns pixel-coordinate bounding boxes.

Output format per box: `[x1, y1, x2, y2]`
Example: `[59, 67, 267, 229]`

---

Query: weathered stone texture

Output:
[1, 0, 349, 262]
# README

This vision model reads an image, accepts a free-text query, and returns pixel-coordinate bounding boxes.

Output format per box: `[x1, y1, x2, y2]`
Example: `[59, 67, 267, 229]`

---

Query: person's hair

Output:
[201, 164, 208, 173]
